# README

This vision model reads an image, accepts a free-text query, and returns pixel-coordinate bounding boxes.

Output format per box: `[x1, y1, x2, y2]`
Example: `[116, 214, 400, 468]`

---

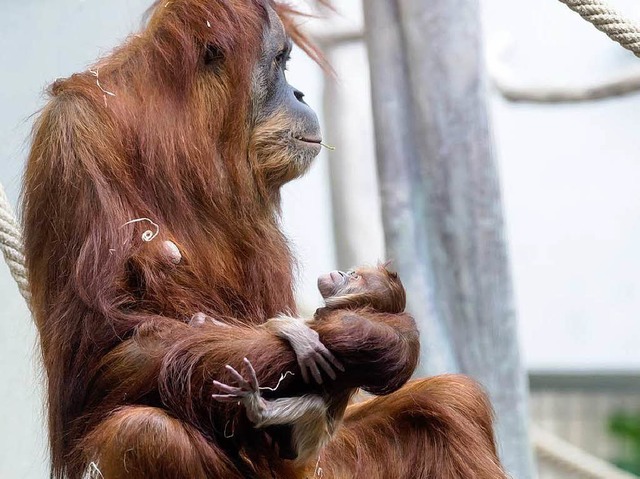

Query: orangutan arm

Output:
[89, 308, 418, 431]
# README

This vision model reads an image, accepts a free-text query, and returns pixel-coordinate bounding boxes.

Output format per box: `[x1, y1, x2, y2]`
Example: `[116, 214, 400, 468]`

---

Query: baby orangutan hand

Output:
[212, 358, 269, 425]
[264, 316, 344, 384]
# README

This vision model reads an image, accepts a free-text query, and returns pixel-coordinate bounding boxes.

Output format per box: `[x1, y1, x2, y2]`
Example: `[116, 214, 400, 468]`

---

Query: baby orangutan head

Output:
[317, 264, 406, 314]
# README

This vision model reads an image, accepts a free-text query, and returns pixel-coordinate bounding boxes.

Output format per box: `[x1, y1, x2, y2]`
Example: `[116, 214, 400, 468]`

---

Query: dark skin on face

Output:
[250, 7, 322, 175]
[317, 269, 363, 298]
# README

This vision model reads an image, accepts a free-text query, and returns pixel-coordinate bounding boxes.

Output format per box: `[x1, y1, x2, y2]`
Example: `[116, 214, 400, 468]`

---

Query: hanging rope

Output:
[0, 182, 30, 302]
[558, 0, 640, 57]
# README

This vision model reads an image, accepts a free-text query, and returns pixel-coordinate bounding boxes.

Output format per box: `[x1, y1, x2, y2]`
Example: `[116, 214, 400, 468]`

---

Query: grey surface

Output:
[364, 1, 534, 477]
[485, 0, 640, 371]
[323, 43, 386, 270]
[529, 371, 640, 393]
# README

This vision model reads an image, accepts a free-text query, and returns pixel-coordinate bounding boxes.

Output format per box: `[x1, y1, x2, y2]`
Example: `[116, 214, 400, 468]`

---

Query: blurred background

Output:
[1, 0, 640, 478]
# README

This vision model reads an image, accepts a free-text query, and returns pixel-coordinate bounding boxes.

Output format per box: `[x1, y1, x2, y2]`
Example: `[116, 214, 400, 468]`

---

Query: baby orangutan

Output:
[212, 265, 407, 464]
[316, 264, 405, 314]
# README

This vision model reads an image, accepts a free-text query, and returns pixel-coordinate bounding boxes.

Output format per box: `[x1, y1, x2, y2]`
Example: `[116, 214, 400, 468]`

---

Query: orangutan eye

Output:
[274, 49, 291, 70]
[204, 44, 224, 67]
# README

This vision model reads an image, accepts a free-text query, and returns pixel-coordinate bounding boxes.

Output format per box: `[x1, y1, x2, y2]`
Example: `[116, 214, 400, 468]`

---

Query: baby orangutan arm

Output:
[264, 315, 344, 384]
[190, 312, 344, 384]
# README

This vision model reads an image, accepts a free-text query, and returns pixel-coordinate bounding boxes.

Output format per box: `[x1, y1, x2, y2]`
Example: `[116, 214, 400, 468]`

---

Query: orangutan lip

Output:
[294, 136, 322, 144]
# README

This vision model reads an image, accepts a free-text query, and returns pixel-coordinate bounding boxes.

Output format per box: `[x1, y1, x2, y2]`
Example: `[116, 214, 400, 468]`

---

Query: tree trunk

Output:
[363, 1, 535, 477]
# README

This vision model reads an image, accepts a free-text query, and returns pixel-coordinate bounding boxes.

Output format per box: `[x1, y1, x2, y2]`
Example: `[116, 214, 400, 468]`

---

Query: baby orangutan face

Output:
[317, 265, 406, 314]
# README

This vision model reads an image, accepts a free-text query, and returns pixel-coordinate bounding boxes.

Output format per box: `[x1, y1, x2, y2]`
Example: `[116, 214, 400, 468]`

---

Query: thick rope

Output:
[559, 0, 640, 57]
[0, 183, 30, 302]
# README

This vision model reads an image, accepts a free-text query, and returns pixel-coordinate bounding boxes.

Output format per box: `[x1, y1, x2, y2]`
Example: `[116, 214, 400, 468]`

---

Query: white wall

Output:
[483, 0, 640, 370]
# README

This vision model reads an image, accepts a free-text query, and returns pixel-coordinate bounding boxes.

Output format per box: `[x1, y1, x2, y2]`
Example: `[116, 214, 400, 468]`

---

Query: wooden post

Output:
[363, 1, 535, 477]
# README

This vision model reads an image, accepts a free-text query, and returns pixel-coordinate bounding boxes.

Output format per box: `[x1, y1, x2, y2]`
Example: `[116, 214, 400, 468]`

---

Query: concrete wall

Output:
[483, 0, 640, 370]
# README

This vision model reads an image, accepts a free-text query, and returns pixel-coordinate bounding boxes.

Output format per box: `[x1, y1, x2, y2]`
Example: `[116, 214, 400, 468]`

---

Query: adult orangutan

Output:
[22, 0, 507, 478]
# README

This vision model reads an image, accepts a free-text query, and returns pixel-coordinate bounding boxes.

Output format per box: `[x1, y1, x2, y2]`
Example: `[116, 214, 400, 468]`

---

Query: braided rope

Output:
[0, 182, 30, 302]
[559, 0, 640, 57]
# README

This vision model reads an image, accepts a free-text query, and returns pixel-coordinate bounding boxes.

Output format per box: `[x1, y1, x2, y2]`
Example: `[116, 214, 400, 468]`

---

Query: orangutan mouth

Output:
[294, 135, 322, 145]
